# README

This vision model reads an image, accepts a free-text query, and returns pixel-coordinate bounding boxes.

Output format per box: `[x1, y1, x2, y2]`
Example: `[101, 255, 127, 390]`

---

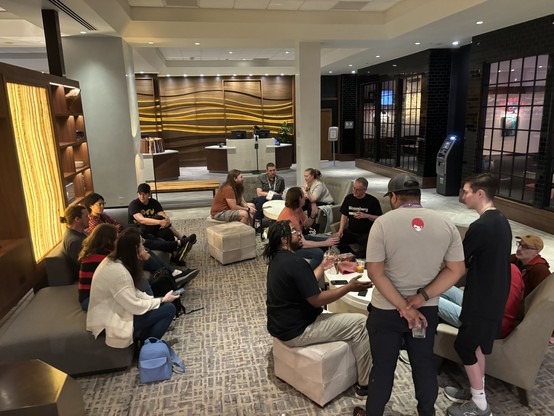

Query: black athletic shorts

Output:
[453, 318, 501, 365]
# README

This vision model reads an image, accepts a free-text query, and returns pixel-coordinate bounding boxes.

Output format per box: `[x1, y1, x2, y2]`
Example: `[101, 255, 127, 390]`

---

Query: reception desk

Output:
[205, 139, 292, 173]
[142, 149, 180, 181]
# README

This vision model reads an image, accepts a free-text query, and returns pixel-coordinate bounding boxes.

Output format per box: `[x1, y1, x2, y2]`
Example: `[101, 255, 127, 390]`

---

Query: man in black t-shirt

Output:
[445, 173, 511, 416]
[337, 177, 382, 257]
[128, 183, 196, 260]
[263, 220, 373, 399]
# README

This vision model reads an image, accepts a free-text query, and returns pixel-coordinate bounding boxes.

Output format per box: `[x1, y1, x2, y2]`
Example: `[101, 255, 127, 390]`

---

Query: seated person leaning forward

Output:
[253, 162, 285, 222]
[86, 228, 180, 348]
[211, 169, 256, 226]
[84, 192, 199, 283]
[61, 204, 90, 278]
[264, 220, 373, 399]
[302, 167, 334, 223]
[277, 186, 339, 270]
[129, 183, 196, 262]
[337, 177, 383, 258]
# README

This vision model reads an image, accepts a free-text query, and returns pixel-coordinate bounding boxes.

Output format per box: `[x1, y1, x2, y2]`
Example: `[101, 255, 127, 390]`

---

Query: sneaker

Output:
[354, 384, 368, 399]
[447, 400, 492, 416]
[398, 349, 410, 365]
[174, 268, 199, 288]
[178, 234, 197, 262]
[352, 406, 366, 416]
[444, 386, 472, 403]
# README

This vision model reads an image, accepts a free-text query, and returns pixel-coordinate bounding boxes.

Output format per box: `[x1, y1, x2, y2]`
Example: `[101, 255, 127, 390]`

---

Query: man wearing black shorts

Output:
[445, 173, 512, 416]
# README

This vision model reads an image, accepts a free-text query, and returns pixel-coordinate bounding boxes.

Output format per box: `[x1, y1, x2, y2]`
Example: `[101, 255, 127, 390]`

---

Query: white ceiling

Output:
[0, 0, 552, 76]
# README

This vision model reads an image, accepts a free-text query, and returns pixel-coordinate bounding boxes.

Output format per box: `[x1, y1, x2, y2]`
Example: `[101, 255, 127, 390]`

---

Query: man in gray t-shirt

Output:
[354, 173, 465, 416]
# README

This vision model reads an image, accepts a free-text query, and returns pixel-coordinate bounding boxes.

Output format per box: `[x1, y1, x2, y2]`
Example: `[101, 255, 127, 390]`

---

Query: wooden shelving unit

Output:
[49, 84, 93, 205]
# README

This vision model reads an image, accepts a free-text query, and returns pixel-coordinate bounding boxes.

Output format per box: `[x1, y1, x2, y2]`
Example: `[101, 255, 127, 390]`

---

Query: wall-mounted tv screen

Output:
[230, 130, 247, 139]
[257, 129, 270, 138]
[381, 90, 393, 106]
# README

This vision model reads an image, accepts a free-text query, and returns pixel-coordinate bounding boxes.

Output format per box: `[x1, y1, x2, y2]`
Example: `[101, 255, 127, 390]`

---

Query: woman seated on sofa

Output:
[86, 228, 179, 348]
[78, 223, 118, 311]
[302, 168, 334, 229]
[82, 192, 199, 284]
[277, 186, 339, 269]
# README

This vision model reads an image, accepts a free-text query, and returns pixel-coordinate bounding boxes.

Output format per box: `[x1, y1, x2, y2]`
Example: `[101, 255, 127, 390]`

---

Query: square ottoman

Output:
[207, 222, 256, 265]
[272, 338, 357, 407]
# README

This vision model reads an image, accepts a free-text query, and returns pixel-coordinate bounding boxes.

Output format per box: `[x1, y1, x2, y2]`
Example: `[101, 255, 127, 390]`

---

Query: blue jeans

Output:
[295, 247, 323, 270]
[134, 302, 176, 342]
[437, 286, 463, 327]
[143, 249, 175, 273]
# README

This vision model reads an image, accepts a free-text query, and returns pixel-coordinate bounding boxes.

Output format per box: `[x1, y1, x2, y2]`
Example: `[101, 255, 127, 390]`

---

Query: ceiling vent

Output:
[331, 1, 369, 11]
[47, 0, 97, 31]
[164, 0, 199, 7]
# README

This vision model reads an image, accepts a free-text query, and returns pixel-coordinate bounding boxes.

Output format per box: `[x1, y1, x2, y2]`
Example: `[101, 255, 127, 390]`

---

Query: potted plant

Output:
[278, 121, 293, 144]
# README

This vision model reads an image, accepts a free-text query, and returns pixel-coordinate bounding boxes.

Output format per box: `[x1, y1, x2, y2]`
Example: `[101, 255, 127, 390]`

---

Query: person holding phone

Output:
[86, 228, 179, 348]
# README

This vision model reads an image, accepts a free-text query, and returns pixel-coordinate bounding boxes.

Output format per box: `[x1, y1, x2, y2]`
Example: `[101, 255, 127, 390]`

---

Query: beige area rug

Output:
[76, 219, 554, 415]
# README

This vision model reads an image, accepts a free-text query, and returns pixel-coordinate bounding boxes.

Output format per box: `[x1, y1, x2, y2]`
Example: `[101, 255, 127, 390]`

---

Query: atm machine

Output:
[436, 135, 463, 196]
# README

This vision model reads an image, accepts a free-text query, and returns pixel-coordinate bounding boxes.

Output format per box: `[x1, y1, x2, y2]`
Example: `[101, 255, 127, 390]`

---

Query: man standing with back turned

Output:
[445, 173, 512, 416]
[354, 173, 465, 416]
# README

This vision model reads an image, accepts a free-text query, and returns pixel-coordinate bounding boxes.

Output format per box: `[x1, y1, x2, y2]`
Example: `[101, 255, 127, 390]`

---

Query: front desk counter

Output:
[205, 139, 292, 173]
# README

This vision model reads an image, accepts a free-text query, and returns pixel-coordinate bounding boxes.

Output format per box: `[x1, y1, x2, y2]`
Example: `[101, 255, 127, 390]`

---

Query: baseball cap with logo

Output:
[516, 235, 544, 251]
[384, 173, 421, 197]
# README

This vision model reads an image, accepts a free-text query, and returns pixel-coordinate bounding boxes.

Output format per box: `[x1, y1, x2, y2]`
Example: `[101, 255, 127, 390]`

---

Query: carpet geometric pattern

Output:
[76, 219, 554, 415]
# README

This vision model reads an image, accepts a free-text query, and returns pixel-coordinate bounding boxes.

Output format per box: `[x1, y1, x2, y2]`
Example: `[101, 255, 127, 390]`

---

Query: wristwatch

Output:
[417, 287, 430, 301]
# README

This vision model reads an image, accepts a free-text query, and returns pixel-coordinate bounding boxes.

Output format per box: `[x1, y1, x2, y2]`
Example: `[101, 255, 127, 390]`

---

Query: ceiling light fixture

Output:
[452, 41, 459, 46]
[415, 42, 420, 45]
[285, 51, 290, 54]
[348, 64, 353, 67]
[280, 73, 284, 76]
[376, 55, 380, 58]
[148, 41, 154, 45]
[392, 64, 397, 67]
[476, 21, 483, 25]
[228, 51, 233, 54]
[80, 31, 86, 34]
[194, 42, 200, 46]
[329, 71, 333, 74]
[351, 70, 356, 74]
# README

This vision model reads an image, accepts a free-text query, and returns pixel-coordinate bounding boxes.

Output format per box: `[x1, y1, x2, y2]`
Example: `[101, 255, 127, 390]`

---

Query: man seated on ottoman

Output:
[211, 169, 256, 226]
[264, 220, 373, 399]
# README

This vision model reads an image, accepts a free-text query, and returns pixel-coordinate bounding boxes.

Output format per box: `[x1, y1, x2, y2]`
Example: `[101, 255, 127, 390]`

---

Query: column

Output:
[62, 37, 140, 207]
[295, 42, 321, 186]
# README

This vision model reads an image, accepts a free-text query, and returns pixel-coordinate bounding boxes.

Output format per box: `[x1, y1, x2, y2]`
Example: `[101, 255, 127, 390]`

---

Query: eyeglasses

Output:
[291, 228, 299, 235]
[516, 241, 535, 250]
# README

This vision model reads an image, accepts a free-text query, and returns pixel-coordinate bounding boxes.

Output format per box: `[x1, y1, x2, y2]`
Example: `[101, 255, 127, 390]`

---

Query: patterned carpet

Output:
[76, 219, 554, 415]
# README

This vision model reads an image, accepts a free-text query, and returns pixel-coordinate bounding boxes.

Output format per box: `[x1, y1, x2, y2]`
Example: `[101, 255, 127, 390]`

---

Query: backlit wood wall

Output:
[136, 75, 294, 167]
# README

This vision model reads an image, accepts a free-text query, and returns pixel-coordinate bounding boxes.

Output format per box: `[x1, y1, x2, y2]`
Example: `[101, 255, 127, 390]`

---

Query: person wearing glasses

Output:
[83, 192, 123, 234]
[337, 177, 383, 258]
[510, 235, 550, 297]
[264, 220, 373, 401]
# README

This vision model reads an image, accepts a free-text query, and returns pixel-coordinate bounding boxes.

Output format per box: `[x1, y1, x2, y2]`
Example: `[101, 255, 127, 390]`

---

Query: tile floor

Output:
[160, 160, 554, 266]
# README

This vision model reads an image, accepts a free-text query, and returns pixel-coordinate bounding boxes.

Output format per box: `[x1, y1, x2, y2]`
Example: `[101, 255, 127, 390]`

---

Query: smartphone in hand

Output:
[172, 288, 185, 296]
[330, 280, 348, 285]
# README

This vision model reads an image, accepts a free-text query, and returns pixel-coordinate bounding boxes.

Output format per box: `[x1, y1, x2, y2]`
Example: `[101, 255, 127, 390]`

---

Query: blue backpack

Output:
[138, 337, 185, 383]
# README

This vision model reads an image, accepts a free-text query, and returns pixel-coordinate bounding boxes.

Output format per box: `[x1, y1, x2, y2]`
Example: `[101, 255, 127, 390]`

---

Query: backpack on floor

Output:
[138, 337, 185, 383]
[150, 267, 186, 317]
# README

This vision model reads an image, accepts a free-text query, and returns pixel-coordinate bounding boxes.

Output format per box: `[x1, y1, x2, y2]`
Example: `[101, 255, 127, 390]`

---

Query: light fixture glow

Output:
[376, 55, 380, 58]
[351, 70, 356, 74]
[329, 71, 333, 74]
[348, 64, 353, 67]
[148, 41, 154, 45]
[452, 41, 459, 46]
[414, 42, 421, 45]
[195, 42, 200, 46]
[80, 31, 86, 34]
[476, 21, 483, 25]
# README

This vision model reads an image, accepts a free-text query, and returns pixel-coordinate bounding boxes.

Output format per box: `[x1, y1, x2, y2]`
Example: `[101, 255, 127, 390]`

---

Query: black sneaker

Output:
[353, 406, 366, 416]
[174, 268, 199, 288]
[354, 384, 368, 399]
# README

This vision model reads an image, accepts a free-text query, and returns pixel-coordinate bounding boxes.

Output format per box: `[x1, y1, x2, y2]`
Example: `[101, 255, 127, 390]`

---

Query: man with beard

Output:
[211, 169, 256, 226]
[264, 220, 373, 399]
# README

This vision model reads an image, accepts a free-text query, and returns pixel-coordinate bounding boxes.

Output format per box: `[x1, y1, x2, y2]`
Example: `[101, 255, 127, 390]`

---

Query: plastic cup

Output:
[356, 259, 365, 273]
[412, 323, 426, 338]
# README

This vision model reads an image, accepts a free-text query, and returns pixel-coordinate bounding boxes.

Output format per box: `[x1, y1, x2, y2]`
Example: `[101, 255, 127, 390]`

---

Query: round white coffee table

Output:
[262, 200, 286, 220]
[324, 268, 372, 315]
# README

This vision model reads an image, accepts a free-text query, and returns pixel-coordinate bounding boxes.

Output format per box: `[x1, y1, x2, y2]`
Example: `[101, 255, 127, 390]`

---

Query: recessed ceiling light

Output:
[200, 74, 204, 77]
[514, 78, 518, 81]
[217, 74, 220, 77]
[228, 51, 233, 54]
[285, 51, 290, 54]
[194, 42, 200, 46]
[376, 55, 380, 58]
[80, 31, 86, 34]
[148, 41, 154, 45]
[452, 41, 459, 46]
[249, 74, 253, 77]
[476, 21, 483, 25]
[511, 69, 515, 72]
[140, 71, 144, 74]
[233, 74, 237, 76]
[329, 71, 333, 74]
[265, 73, 269, 76]
[183, 74, 187, 77]
[348, 64, 353, 67]
[539, 65, 543, 68]
[280, 73, 284, 76]
[351, 70, 356, 74]
[392, 64, 397, 67]
[414, 42, 420, 45]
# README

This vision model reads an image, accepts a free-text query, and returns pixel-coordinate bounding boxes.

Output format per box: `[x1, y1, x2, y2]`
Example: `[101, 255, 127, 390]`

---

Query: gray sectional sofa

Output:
[0, 207, 139, 376]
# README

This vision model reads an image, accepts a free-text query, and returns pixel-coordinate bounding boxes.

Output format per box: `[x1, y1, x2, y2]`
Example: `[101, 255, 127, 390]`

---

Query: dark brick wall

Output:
[340, 75, 357, 154]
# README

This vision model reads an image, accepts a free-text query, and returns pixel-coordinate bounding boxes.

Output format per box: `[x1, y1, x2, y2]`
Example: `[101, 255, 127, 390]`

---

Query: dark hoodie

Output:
[511, 254, 551, 297]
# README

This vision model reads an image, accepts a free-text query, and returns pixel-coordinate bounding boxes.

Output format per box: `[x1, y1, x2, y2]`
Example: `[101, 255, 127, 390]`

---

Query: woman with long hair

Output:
[86, 228, 179, 348]
[210, 169, 256, 225]
[78, 223, 118, 311]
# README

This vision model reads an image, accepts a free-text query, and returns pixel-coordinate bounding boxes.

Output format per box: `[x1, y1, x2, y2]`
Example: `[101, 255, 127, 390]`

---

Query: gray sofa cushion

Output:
[0, 285, 133, 375]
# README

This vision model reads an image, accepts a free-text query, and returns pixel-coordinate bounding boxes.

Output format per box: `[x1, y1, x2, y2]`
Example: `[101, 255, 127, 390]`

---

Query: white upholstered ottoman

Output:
[272, 338, 357, 407]
[207, 222, 256, 265]
[206, 215, 226, 228]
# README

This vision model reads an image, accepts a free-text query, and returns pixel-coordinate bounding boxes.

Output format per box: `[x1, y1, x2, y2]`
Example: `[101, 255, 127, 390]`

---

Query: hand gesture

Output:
[159, 217, 171, 228]
[138, 245, 151, 261]
[325, 235, 340, 247]
[162, 290, 179, 303]
[346, 275, 373, 292]
[353, 211, 365, 219]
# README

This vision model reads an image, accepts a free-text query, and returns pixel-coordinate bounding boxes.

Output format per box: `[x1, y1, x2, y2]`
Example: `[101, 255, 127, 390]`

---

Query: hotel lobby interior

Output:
[0, 1, 554, 415]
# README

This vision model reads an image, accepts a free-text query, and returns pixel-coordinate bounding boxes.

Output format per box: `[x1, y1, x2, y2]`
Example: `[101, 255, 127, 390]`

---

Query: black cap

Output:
[384, 173, 421, 196]
[137, 183, 151, 193]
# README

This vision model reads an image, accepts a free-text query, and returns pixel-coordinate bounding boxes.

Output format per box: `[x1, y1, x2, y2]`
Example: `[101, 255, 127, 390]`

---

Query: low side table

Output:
[0, 359, 85, 416]
[324, 269, 372, 315]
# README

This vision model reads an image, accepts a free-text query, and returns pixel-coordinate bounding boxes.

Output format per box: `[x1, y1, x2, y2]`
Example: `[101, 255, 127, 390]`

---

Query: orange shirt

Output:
[211, 184, 237, 216]
[277, 207, 306, 233]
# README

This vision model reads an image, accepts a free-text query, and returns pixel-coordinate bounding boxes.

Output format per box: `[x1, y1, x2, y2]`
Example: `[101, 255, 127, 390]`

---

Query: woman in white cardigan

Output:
[86, 228, 179, 348]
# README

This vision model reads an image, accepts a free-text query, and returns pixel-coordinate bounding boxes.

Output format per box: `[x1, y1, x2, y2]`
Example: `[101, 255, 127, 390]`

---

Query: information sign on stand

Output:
[328, 126, 338, 166]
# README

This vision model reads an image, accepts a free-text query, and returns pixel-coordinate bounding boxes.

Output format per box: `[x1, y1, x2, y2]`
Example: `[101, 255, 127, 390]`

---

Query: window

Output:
[379, 80, 396, 167]
[361, 84, 377, 159]
[400, 75, 422, 172]
[481, 55, 548, 204]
